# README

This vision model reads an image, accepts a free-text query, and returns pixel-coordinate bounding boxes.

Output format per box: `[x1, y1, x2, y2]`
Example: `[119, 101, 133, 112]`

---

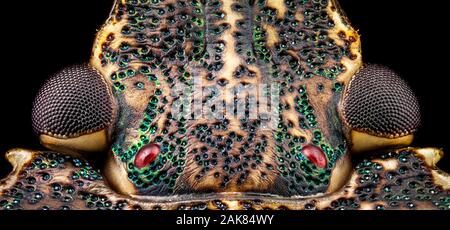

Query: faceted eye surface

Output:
[343, 64, 421, 138]
[32, 64, 113, 138]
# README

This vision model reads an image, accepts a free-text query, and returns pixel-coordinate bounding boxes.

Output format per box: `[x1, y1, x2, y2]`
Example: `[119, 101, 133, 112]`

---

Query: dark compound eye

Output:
[32, 64, 113, 138]
[134, 143, 161, 168]
[302, 145, 327, 169]
[343, 64, 421, 138]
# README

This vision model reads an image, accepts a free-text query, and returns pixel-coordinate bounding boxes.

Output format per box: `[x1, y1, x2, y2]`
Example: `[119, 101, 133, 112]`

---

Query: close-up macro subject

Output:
[0, 0, 448, 220]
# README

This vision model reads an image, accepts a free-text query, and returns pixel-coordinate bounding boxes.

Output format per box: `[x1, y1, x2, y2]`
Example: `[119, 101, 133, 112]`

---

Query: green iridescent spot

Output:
[126, 69, 136, 77]
[149, 125, 158, 134]
[110, 73, 117, 80]
[118, 72, 127, 79]
[150, 96, 159, 104]
[313, 130, 322, 141]
[113, 82, 126, 91]
[333, 82, 344, 92]
[135, 82, 145, 90]
[148, 74, 158, 81]
[140, 124, 149, 132]
[140, 66, 150, 74]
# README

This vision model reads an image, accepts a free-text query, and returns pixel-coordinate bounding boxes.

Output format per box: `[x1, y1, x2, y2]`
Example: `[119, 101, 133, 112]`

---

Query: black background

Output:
[0, 0, 448, 178]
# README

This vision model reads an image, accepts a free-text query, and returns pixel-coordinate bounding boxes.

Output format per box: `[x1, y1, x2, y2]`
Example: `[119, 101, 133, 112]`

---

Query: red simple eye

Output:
[301, 145, 327, 169]
[134, 143, 160, 169]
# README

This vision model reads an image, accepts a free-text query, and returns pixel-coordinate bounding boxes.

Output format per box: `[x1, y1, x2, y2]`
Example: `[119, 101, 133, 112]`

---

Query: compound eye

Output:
[342, 64, 421, 153]
[32, 64, 113, 156]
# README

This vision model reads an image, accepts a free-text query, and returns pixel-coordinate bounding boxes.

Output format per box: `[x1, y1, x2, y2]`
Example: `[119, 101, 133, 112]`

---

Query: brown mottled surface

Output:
[91, 0, 361, 197]
[1, 0, 448, 210]
[1, 148, 448, 210]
